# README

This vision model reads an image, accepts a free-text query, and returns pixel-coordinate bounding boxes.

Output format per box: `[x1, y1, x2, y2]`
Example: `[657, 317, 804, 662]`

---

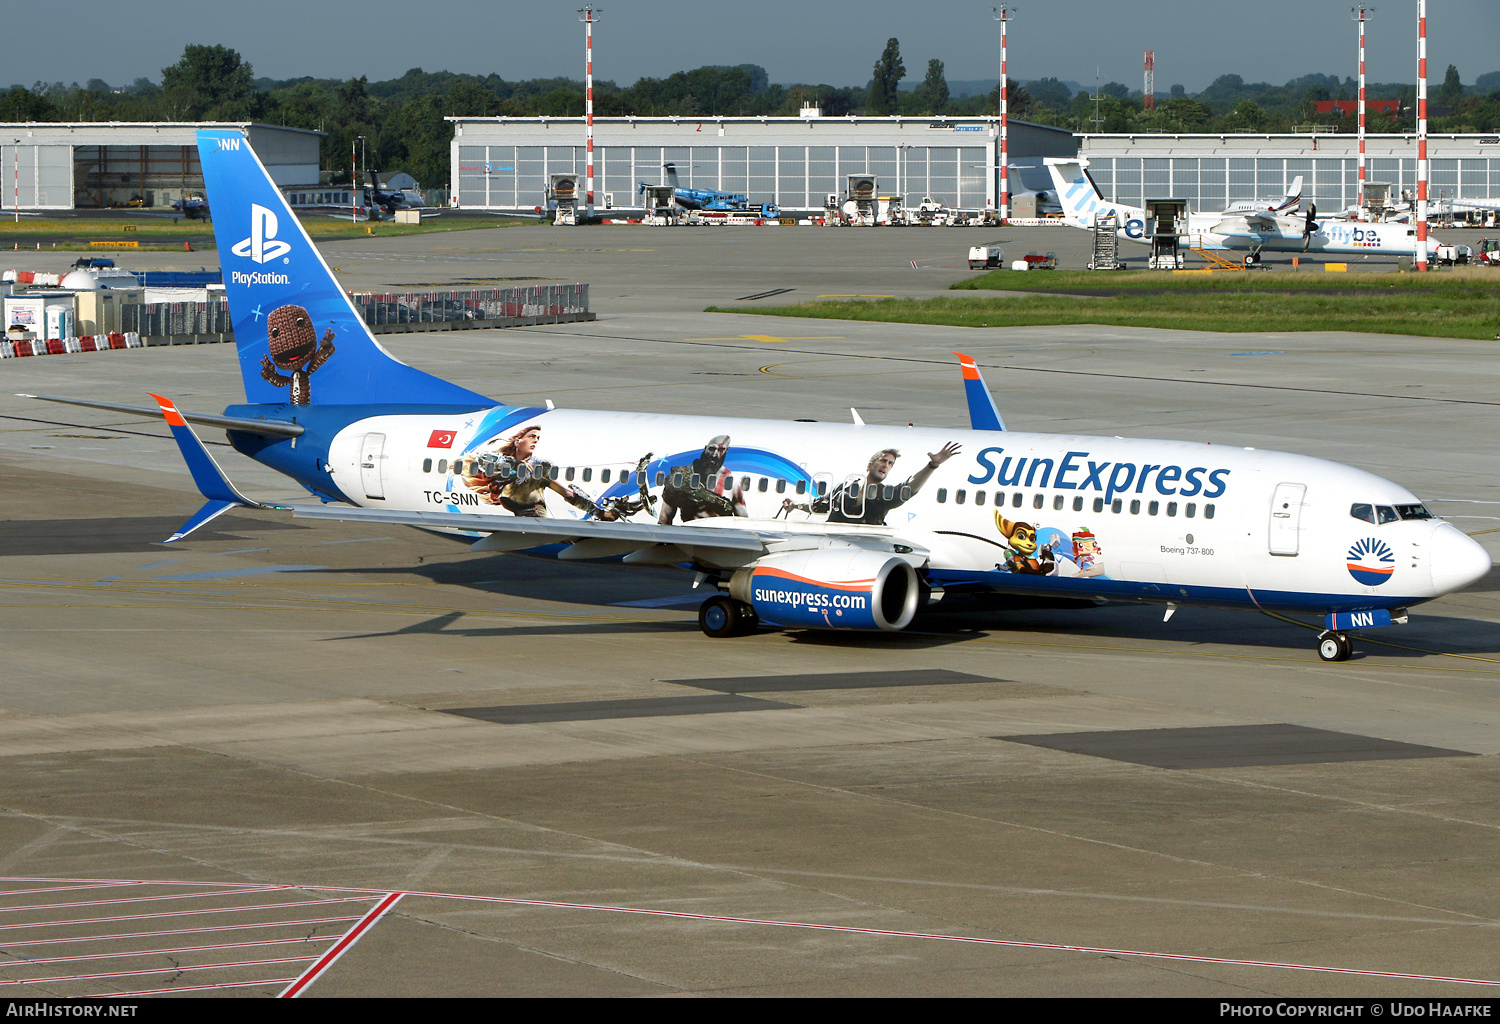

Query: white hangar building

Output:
[1079, 132, 1500, 212]
[0, 122, 322, 210]
[447, 115, 1080, 213]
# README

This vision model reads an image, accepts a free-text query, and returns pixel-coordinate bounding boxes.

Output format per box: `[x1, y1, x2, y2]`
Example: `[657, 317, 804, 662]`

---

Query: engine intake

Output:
[729, 548, 919, 631]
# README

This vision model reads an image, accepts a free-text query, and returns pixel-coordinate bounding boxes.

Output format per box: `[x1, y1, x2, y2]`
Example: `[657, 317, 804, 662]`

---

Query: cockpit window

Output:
[1395, 503, 1433, 521]
[1350, 503, 1375, 524]
[1375, 505, 1399, 525]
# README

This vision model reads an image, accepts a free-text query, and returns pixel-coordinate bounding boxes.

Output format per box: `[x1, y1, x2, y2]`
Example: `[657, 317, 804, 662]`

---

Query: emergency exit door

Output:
[1268, 482, 1306, 556]
[360, 433, 386, 501]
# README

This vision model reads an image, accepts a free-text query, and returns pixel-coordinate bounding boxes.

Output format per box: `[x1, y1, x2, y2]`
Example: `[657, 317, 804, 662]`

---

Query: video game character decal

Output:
[260, 304, 335, 405]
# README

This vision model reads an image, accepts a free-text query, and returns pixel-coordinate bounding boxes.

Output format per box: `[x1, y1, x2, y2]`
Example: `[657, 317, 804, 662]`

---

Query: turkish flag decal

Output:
[427, 429, 456, 449]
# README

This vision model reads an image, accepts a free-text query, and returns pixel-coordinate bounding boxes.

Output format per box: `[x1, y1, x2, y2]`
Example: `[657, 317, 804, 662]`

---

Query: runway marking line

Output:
[280, 892, 402, 998]
[2, 878, 1495, 992]
[1, 915, 360, 948]
[683, 334, 845, 344]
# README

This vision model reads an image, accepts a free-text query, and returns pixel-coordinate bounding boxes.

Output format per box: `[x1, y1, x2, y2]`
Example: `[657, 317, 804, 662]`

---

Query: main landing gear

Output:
[698, 594, 759, 638]
[1317, 630, 1353, 662]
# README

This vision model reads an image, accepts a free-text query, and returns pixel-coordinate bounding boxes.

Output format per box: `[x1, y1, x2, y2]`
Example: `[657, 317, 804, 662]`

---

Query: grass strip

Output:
[951, 268, 1500, 293]
[709, 291, 1500, 340]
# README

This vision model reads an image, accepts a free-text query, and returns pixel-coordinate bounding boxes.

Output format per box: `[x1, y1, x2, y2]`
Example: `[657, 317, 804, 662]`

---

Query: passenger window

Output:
[1130, 499, 1141, 515]
[882, 485, 895, 501]
[452, 460, 464, 475]
[1350, 503, 1376, 524]
[1148, 500, 1159, 516]
[975, 490, 986, 506]
[1012, 492, 1023, 508]
[1033, 494, 1044, 510]
[817, 480, 827, 496]
[1093, 498, 1104, 513]
[776, 478, 786, 494]
[690, 473, 702, 488]
[422, 458, 432, 473]
[796, 480, 807, 495]
[757, 477, 767, 492]
[549, 466, 560, 480]
[956, 489, 967, 505]
[1053, 495, 1063, 510]
[582, 467, 592, 482]
[1205, 504, 1216, 519]
[937, 488, 948, 503]
[1112, 499, 1123, 513]
[672, 472, 685, 488]
[1167, 501, 1177, 517]
[437, 459, 448, 474]
[1375, 505, 1398, 524]
[565, 467, 575, 481]
[655, 471, 666, 486]
[1073, 496, 1083, 512]
[1186, 503, 1197, 518]
[601, 468, 612, 483]
[899, 485, 911, 502]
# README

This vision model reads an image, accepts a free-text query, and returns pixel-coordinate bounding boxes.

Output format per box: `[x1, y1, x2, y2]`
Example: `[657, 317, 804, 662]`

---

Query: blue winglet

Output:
[953, 353, 1006, 431]
[150, 393, 271, 542]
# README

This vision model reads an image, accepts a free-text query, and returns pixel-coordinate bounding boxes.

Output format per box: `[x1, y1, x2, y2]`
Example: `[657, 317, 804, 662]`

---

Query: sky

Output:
[8, 0, 1498, 95]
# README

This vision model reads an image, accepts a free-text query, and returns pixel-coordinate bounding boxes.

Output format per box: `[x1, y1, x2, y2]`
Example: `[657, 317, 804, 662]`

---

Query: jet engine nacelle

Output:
[729, 548, 920, 631]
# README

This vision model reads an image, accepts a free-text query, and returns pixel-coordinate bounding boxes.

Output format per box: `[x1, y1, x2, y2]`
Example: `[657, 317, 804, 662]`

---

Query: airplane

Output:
[367, 170, 425, 218]
[638, 162, 779, 218]
[1222, 175, 1303, 216]
[24, 128, 1490, 662]
[1044, 159, 1440, 265]
[172, 195, 210, 220]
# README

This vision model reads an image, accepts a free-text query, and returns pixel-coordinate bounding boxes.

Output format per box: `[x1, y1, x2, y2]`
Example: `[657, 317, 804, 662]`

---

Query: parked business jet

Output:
[28, 130, 1489, 661]
[1044, 158, 1438, 265]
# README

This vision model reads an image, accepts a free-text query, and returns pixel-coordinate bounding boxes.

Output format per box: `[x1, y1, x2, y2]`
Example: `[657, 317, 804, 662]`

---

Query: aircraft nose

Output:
[1431, 524, 1492, 595]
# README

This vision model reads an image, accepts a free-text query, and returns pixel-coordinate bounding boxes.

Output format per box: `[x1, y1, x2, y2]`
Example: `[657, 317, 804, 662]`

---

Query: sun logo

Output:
[1346, 537, 1396, 586]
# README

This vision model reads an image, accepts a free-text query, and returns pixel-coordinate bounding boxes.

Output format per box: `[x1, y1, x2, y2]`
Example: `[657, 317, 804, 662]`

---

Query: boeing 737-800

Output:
[28, 130, 1490, 661]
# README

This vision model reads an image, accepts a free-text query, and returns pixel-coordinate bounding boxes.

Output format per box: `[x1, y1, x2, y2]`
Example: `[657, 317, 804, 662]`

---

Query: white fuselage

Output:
[320, 408, 1476, 613]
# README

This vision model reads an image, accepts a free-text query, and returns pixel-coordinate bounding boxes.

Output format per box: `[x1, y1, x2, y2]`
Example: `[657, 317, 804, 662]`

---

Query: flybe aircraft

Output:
[1044, 158, 1439, 265]
[30, 129, 1489, 662]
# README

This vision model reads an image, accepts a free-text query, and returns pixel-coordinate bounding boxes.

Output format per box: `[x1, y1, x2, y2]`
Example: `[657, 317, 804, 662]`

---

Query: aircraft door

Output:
[360, 433, 387, 501]
[1268, 482, 1306, 556]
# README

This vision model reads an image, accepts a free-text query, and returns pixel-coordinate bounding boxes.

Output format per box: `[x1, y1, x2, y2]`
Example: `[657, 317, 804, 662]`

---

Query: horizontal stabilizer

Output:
[953, 353, 1006, 431]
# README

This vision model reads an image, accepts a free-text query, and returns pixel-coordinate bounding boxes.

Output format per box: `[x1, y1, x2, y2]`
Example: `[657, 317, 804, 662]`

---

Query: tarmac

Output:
[0, 222, 1496, 997]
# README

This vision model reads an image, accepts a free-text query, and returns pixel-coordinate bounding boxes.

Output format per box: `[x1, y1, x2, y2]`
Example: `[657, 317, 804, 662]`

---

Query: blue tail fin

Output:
[195, 128, 491, 408]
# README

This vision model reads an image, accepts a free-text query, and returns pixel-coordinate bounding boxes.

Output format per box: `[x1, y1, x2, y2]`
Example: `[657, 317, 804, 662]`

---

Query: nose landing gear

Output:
[1317, 630, 1353, 662]
[698, 594, 759, 638]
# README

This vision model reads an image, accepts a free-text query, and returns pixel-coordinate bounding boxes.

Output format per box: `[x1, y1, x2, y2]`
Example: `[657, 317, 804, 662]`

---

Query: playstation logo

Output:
[231, 204, 292, 264]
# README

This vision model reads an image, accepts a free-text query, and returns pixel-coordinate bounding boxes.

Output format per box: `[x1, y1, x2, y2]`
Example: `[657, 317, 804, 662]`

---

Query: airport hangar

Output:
[448, 114, 1500, 216]
[0, 122, 322, 210]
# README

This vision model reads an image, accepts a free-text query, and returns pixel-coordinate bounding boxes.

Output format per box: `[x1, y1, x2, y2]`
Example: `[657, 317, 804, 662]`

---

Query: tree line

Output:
[2, 42, 1498, 190]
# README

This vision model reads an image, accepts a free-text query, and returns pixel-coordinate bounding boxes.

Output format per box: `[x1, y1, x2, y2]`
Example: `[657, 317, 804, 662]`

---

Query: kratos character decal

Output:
[260, 304, 335, 405]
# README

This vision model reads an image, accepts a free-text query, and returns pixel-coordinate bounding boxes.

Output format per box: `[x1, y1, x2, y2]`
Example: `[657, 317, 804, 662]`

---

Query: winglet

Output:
[952, 354, 1006, 431]
[149, 393, 270, 542]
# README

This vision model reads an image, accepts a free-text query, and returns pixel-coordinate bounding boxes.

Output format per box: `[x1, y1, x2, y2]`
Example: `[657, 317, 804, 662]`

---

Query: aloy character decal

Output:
[260, 304, 334, 405]
[458, 424, 641, 520]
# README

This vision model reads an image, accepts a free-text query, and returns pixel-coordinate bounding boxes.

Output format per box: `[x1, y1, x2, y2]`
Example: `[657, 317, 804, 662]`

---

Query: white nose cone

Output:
[1431, 524, 1492, 595]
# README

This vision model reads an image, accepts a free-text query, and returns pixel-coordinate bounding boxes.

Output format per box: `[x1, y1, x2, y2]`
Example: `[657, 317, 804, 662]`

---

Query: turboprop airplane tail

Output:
[195, 128, 490, 409]
[1042, 157, 1146, 239]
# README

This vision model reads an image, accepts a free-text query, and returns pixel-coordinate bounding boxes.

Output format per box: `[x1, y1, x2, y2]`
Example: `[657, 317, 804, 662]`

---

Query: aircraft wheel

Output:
[699, 595, 742, 638]
[1317, 632, 1352, 662]
[1243, 253, 1259, 267]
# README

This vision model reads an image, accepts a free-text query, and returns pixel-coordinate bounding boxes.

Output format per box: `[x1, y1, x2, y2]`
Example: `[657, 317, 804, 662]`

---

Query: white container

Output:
[1010, 260, 1031, 272]
[45, 305, 74, 341]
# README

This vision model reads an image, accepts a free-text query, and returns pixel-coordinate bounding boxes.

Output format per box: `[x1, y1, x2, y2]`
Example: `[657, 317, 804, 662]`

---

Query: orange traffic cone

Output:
[184, 241, 192, 251]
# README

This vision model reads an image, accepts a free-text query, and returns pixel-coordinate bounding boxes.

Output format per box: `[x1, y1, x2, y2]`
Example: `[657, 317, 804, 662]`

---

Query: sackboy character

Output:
[260, 304, 335, 405]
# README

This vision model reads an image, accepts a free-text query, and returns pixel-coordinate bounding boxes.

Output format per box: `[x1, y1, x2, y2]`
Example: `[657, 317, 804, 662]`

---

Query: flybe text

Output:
[968, 447, 1230, 502]
[230, 270, 290, 286]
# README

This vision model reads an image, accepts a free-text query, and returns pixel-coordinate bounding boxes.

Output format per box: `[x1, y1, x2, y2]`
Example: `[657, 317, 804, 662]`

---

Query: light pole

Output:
[13, 140, 19, 224]
[992, 6, 1016, 224]
[578, 6, 601, 220]
[1415, 0, 1429, 271]
[1352, 6, 1374, 214]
